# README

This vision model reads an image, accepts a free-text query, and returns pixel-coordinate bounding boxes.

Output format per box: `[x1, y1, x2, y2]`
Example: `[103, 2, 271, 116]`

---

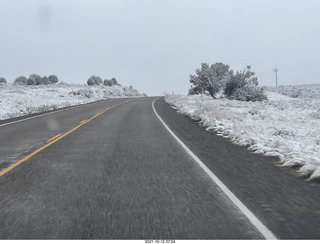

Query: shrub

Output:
[41, 76, 50, 85]
[94, 76, 102, 85]
[13, 76, 28, 85]
[87, 77, 95, 85]
[104, 79, 113, 86]
[0, 77, 6, 84]
[27, 77, 36, 85]
[111, 77, 118, 85]
[48, 75, 59, 84]
[224, 66, 267, 102]
[29, 74, 42, 85]
[87, 75, 102, 85]
[189, 62, 231, 98]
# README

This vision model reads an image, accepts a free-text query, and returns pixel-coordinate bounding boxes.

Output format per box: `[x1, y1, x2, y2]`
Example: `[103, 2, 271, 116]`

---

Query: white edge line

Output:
[152, 97, 278, 240]
[0, 100, 109, 128]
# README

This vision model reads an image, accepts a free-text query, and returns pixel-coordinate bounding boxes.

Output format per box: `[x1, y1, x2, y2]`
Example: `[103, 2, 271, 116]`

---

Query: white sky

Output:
[1, 0, 320, 95]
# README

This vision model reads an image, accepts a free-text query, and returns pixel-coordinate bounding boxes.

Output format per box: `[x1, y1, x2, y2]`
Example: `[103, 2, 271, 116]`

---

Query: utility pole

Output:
[274, 67, 278, 86]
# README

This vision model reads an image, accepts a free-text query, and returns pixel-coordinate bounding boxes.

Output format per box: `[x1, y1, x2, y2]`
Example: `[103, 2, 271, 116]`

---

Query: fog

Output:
[1, 0, 319, 95]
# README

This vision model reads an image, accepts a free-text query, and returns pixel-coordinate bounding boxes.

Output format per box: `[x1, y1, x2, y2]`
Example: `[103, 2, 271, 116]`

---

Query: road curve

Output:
[0, 97, 263, 239]
[154, 97, 320, 239]
[0, 97, 319, 239]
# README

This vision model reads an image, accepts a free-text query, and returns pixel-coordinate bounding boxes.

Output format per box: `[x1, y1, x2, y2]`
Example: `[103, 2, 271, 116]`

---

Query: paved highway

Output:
[0, 97, 319, 239]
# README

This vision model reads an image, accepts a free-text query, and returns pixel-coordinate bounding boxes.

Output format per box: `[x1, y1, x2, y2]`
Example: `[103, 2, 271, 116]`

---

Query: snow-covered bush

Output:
[0, 83, 143, 121]
[87, 78, 95, 86]
[0, 77, 6, 85]
[48, 75, 59, 84]
[68, 89, 94, 98]
[87, 75, 102, 85]
[13, 76, 28, 85]
[165, 92, 320, 180]
[29, 74, 42, 85]
[27, 77, 37, 85]
[14, 74, 56, 86]
[189, 62, 231, 98]
[266, 84, 320, 100]
[104, 77, 118, 86]
[224, 66, 267, 102]
[111, 77, 118, 85]
[93, 76, 102, 85]
[104, 79, 113, 86]
[41, 76, 50, 85]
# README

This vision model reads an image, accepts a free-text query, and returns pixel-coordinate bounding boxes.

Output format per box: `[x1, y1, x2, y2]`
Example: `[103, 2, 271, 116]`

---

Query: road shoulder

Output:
[154, 97, 320, 239]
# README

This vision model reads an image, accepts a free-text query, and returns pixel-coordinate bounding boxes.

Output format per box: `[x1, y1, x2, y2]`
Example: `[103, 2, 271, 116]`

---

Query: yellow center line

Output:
[47, 133, 63, 142]
[0, 99, 134, 177]
[79, 120, 87, 124]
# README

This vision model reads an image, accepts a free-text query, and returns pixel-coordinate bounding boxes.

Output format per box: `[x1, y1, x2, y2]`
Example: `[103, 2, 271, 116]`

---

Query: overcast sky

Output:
[1, 0, 319, 95]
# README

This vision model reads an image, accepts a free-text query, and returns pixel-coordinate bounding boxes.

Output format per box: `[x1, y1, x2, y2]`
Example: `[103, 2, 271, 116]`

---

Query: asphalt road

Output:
[0, 97, 319, 239]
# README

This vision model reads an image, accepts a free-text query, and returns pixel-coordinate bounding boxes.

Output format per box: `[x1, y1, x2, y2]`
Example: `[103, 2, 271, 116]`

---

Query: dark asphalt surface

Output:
[154, 97, 320, 239]
[0, 97, 319, 239]
[0, 98, 130, 172]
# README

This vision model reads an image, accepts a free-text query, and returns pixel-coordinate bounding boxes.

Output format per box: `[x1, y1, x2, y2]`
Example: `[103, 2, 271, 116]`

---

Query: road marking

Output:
[152, 98, 278, 240]
[47, 133, 63, 142]
[0, 100, 109, 128]
[0, 99, 133, 177]
[79, 120, 87, 124]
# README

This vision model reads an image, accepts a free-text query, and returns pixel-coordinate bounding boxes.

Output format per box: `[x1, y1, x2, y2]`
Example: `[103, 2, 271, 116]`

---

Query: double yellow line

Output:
[0, 100, 131, 177]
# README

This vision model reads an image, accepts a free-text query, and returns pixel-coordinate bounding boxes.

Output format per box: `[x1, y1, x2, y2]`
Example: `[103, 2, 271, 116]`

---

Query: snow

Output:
[265, 83, 320, 100]
[165, 84, 320, 180]
[0, 83, 143, 121]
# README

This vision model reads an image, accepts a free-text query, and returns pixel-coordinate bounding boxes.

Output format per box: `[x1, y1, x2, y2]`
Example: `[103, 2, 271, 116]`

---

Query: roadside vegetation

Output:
[0, 77, 7, 85]
[166, 80, 320, 180]
[189, 62, 267, 102]
[0, 73, 144, 120]
[1, 74, 124, 88]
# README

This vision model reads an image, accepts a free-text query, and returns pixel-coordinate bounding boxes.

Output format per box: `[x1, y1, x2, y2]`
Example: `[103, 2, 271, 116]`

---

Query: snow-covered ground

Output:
[0, 83, 143, 121]
[265, 83, 320, 100]
[165, 85, 320, 180]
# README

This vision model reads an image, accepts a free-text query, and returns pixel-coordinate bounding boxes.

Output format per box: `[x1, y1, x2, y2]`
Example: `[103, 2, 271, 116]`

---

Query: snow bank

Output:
[0, 83, 143, 120]
[165, 87, 320, 180]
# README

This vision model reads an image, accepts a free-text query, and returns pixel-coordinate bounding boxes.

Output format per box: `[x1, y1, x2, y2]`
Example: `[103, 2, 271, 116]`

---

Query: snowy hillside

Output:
[165, 85, 320, 180]
[0, 83, 143, 121]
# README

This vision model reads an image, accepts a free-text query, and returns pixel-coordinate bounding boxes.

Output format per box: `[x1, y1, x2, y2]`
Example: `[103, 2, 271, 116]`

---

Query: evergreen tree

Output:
[13, 76, 28, 85]
[224, 66, 267, 102]
[189, 62, 231, 98]
[0, 77, 7, 84]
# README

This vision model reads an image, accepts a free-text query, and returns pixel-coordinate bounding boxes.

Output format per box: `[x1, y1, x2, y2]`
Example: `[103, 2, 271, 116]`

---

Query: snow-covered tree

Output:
[29, 74, 42, 85]
[87, 77, 95, 85]
[87, 75, 102, 85]
[104, 79, 113, 86]
[104, 77, 118, 86]
[41, 76, 50, 85]
[189, 62, 231, 98]
[27, 77, 37, 85]
[111, 77, 118, 85]
[14, 76, 28, 85]
[224, 66, 267, 102]
[0, 77, 6, 84]
[48, 75, 59, 84]
[94, 76, 102, 85]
